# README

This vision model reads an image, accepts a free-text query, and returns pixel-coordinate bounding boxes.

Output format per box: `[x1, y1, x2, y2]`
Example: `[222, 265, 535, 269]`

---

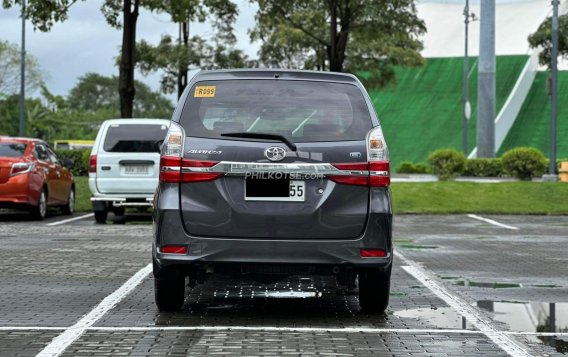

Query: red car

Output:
[0, 137, 75, 220]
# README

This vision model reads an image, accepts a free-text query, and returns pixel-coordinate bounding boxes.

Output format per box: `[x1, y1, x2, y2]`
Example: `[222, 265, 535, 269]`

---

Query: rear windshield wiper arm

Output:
[221, 132, 297, 151]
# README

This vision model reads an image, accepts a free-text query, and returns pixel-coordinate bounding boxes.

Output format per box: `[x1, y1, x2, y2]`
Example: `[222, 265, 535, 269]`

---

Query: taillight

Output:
[10, 162, 34, 176]
[181, 159, 223, 182]
[360, 249, 388, 258]
[89, 155, 97, 173]
[329, 126, 390, 187]
[159, 122, 223, 183]
[329, 163, 368, 186]
[160, 245, 188, 254]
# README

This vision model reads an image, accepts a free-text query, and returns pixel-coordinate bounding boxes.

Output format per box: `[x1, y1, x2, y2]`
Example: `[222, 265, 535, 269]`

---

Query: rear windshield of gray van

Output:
[0, 143, 27, 157]
[103, 124, 168, 153]
[180, 80, 373, 142]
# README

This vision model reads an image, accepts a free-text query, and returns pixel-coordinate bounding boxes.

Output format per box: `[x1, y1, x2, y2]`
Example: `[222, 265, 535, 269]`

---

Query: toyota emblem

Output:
[264, 146, 286, 162]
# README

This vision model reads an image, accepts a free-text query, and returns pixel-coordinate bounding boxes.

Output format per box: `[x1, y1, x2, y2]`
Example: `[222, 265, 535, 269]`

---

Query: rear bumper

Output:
[153, 185, 393, 273]
[91, 196, 154, 207]
[0, 174, 38, 207]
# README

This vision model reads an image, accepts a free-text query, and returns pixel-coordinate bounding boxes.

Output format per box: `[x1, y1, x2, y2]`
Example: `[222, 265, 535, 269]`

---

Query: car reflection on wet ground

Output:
[0, 213, 566, 356]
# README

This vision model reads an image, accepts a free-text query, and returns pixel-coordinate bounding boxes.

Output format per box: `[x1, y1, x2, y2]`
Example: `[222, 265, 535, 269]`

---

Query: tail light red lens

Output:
[159, 157, 223, 183]
[369, 161, 390, 187]
[159, 156, 182, 183]
[360, 249, 388, 258]
[181, 159, 223, 182]
[329, 161, 390, 187]
[160, 245, 188, 254]
[88, 155, 97, 173]
[10, 162, 33, 176]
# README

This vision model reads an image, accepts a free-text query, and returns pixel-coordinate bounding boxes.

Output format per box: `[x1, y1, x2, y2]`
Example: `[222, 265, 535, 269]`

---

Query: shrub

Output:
[463, 158, 503, 177]
[54, 149, 91, 176]
[428, 149, 466, 181]
[396, 161, 430, 174]
[501, 147, 547, 180]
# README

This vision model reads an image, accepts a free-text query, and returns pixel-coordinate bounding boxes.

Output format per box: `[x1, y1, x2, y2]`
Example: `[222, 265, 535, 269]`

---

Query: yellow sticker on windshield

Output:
[194, 86, 216, 98]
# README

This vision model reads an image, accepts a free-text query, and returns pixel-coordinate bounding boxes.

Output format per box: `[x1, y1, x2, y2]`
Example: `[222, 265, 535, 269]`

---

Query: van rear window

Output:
[180, 80, 372, 142]
[0, 143, 27, 157]
[103, 124, 168, 153]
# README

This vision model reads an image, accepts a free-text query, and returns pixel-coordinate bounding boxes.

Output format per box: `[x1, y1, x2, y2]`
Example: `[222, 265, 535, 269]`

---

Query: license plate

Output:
[245, 179, 305, 202]
[124, 165, 149, 175]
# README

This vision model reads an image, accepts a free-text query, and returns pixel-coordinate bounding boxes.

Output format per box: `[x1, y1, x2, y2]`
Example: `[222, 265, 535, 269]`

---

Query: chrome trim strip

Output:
[180, 161, 368, 177]
[370, 171, 389, 176]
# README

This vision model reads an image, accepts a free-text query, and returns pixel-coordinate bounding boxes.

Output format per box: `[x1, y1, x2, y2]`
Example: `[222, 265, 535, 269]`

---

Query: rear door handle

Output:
[119, 160, 154, 165]
[101, 166, 111, 171]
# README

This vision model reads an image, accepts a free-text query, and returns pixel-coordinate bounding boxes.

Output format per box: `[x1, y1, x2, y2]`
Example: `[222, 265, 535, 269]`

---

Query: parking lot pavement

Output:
[0, 214, 566, 356]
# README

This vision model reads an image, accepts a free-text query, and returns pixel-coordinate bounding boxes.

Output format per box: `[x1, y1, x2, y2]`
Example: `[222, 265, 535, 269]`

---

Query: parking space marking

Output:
[35, 263, 152, 357]
[46, 213, 94, 226]
[467, 214, 519, 230]
[1, 325, 566, 337]
[0, 327, 65, 331]
[87, 326, 480, 334]
[395, 250, 532, 357]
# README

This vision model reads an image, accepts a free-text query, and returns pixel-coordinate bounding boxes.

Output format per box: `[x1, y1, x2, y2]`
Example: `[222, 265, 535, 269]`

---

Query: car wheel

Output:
[31, 189, 47, 220]
[154, 275, 186, 311]
[61, 189, 75, 215]
[94, 210, 108, 224]
[358, 269, 390, 313]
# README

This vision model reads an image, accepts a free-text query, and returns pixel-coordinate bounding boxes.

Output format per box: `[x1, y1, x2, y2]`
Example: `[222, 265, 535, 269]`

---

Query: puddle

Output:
[454, 280, 522, 289]
[398, 243, 438, 250]
[265, 291, 320, 298]
[394, 307, 472, 330]
[476, 301, 568, 354]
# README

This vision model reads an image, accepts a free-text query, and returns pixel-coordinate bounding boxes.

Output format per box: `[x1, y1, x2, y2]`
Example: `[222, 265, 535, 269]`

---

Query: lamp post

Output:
[19, 0, 26, 137]
[463, 0, 477, 155]
[547, 0, 559, 179]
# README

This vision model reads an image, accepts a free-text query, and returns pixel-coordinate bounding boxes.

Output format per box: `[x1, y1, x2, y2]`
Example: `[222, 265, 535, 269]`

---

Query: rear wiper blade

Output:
[221, 132, 297, 151]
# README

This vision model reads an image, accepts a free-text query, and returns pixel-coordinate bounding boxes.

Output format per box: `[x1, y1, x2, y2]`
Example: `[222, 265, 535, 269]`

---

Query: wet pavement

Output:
[0, 212, 566, 356]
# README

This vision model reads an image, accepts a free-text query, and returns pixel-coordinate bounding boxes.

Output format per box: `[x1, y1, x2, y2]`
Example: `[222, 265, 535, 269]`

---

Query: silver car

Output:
[153, 70, 393, 313]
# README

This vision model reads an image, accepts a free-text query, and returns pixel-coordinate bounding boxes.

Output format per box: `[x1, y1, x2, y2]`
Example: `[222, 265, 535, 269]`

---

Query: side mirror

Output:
[63, 159, 74, 169]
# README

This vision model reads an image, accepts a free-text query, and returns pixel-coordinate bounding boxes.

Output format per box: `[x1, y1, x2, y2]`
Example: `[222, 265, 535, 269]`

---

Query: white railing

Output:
[468, 50, 539, 158]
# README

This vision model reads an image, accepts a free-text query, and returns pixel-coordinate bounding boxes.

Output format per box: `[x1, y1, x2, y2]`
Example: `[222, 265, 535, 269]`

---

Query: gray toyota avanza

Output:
[153, 69, 393, 313]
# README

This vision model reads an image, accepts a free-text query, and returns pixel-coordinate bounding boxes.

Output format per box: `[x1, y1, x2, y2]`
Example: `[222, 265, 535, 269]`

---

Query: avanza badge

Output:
[194, 86, 216, 98]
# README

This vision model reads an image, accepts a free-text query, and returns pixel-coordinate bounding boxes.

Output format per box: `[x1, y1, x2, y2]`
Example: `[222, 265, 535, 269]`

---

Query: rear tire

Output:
[358, 269, 390, 313]
[94, 209, 108, 224]
[31, 189, 47, 220]
[154, 275, 186, 311]
[61, 189, 75, 215]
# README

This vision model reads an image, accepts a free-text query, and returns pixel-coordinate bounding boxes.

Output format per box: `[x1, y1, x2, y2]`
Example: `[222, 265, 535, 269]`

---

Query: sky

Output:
[0, 0, 559, 102]
[0, 0, 260, 100]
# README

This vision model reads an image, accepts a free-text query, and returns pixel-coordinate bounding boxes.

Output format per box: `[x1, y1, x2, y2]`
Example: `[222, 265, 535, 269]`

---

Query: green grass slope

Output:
[498, 71, 568, 159]
[369, 56, 528, 169]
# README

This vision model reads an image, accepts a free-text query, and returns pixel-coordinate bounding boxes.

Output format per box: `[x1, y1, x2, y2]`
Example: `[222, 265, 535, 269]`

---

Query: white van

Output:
[88, 119, 170, 223]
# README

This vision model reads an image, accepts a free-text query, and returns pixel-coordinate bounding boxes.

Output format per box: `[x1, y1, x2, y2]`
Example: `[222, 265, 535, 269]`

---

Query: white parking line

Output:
[467, 214, 519, 230]
[46, 213, 94, 226]
[87, 326, 480, 334]
[1, 325, 567, 337]
[35, 263, 152, 357]
[395, 250, 532, 357]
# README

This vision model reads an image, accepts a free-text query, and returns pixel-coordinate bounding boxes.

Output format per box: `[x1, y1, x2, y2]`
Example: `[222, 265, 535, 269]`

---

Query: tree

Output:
[249, 0, 426, 87]
[0, 40, 43, 96]
[67, 73, 174, 118]
[2, 0, 142, 118]
[137, 0, 241, 98]
[528, 14, 568, 68]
